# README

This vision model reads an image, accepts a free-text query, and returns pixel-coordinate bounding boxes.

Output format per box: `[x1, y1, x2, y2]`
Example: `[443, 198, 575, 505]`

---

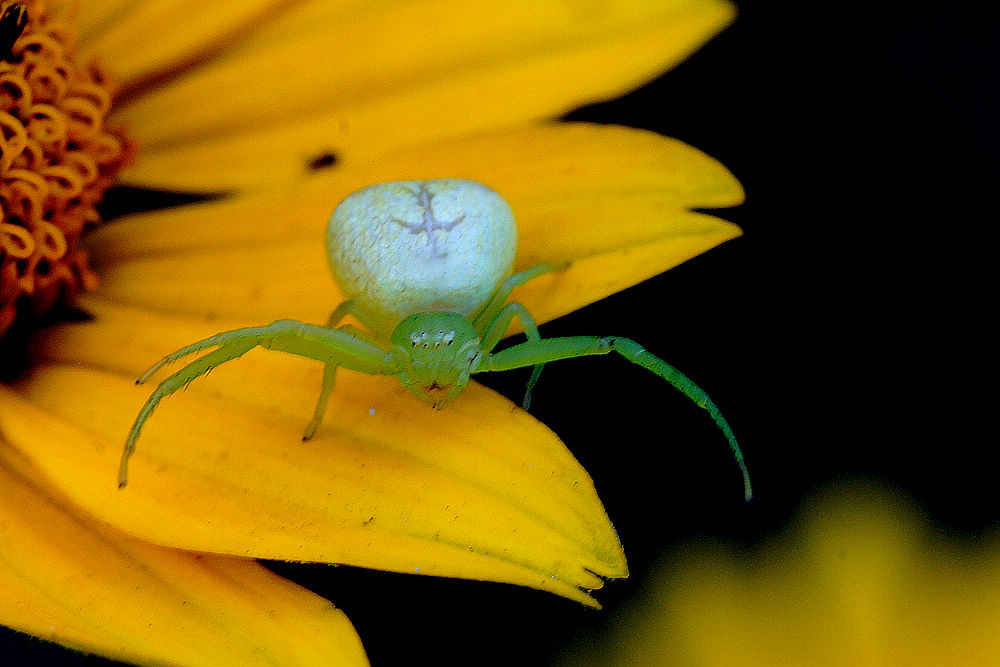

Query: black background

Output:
[3, 0, 997, 663]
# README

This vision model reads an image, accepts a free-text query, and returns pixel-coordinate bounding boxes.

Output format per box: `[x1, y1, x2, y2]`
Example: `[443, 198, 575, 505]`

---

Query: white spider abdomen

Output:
[327, 179, 517, 337]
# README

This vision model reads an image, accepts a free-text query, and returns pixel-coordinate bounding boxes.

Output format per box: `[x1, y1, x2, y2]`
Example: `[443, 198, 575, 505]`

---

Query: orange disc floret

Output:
[0, 0, 130, 335]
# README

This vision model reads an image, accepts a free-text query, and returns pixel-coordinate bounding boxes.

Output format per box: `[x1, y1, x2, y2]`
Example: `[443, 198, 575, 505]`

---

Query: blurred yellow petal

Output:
[64, 0, 136, 39]
[6, 316, 626, 605]
[0, 435, 367, 666]
[563, 484, 1000, 666]
[87, 123, 741, 326]
[78, 0, 297, 83]
[115, 0, 736, 190]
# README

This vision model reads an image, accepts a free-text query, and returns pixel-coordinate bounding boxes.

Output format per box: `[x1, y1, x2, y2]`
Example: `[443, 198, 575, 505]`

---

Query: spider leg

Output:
[303, 301, 384, 441]
[121, 319, 392, 488]
[122, 341, 254, 488]
[472, 262, 558, 333]
[480, 301, 545, 409]
[323, 300, 382, 343]
[303, 359, 340, 441]
[480, 336, 752, 501]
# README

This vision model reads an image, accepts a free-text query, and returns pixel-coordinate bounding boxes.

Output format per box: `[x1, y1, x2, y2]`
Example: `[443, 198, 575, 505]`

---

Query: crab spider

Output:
[120, 179, 751, 501]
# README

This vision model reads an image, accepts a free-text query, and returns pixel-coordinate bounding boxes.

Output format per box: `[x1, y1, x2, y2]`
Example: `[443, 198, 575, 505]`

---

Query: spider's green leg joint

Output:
[482, 336, 752, 502]
[303, 300, 377, 441]
[475, 263, 566, 408]
[121, 319, 392, 488]
[473, 262, 557, 333]
[480, 301, 545, 409]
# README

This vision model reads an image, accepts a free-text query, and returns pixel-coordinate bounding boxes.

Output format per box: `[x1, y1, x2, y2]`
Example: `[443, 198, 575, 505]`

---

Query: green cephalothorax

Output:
[121, 179, 752, 502]
[388, 312, 484, 409]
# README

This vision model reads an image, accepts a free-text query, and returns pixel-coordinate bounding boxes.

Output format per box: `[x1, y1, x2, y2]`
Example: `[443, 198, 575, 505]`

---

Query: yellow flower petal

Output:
[0, 430, 367, 666]
[8, 311, 626, 605]
[66, 0, 136, 40]
[88, 123, 741, 327]
[570, 485, 1000, 666]
[114, 0, 736, 190]
[77, 0, 293, 83]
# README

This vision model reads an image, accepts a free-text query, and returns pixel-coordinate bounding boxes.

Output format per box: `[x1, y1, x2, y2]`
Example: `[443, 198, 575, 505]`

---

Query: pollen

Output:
[0, 1, 130, 335]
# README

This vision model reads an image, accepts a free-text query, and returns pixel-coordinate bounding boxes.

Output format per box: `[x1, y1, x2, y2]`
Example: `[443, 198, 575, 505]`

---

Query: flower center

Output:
[0, 1, 130, 336]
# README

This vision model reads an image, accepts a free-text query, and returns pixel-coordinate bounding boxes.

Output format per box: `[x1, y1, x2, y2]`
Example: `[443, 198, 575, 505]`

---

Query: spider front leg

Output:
[472, 262, 557, 331]
[473, 262, 560, 407]
[479, 336, 752, 501]
[303, 300, 385, 441]
[121, 319, 392, 488]
[480, 301, 545, 408]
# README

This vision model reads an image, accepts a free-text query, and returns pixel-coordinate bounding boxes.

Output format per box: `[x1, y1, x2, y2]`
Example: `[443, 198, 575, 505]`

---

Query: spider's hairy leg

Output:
[480, 336, 752, 501]
[122, 341, 255, 489]
[479, 301, 544, 409]
[303, 301, 383, 441]
[472, 262, 557, 333]
[121, 320, 392, 488]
